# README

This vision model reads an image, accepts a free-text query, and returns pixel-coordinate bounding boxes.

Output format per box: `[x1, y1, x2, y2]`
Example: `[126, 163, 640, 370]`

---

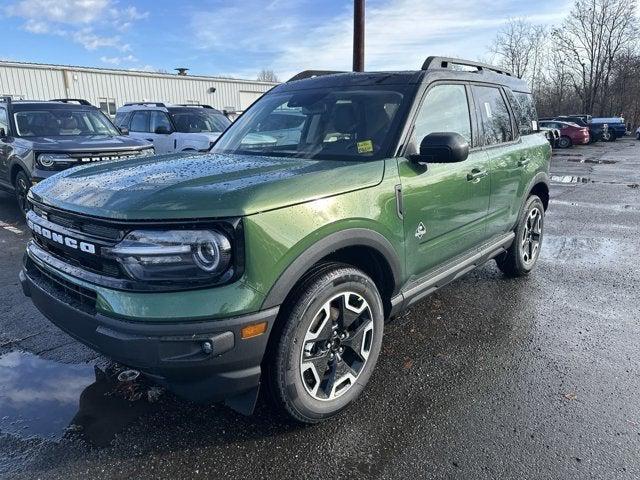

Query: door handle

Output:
[146, 138, 154, 142]
[518, 157, 530, 167]
[467, 169, 488, 182]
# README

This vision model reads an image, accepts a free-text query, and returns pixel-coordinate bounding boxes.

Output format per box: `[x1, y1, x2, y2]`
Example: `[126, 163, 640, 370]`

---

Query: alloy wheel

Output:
[15, 175, 30, 216]
[521, 207, 543, 265]
[300, 292, 374, 401]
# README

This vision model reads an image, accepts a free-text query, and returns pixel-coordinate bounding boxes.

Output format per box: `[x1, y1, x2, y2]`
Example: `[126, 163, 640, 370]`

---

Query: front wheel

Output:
[497, 195, 545, 277]
[268, 265, 384, 423]
[13, 171, 31, 218]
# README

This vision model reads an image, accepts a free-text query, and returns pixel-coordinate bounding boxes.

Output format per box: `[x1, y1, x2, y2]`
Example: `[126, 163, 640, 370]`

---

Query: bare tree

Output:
[491, 18, 547, 83]
[552, 0, 639, 114]
[257, 69, 280, 82]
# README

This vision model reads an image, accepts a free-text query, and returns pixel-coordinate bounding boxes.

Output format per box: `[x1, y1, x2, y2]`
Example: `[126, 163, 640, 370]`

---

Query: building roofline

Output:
[0, 60, 279, 86]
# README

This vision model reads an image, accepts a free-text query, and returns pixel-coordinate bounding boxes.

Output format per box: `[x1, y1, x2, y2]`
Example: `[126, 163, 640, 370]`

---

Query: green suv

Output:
[20, 57, 550, 423]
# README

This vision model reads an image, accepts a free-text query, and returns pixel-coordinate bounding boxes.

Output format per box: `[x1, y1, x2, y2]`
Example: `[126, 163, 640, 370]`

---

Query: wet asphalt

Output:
[0, 138, 639, 479]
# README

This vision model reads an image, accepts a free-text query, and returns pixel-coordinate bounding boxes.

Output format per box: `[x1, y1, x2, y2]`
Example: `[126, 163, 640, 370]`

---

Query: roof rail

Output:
[287, 70, 346, 82]
[174, 104, 214, 109]
[0, 96, 12, 105]
[50, 98, 93, 105]
[123, 102, 167, 107]
[422, 57, 513, 77]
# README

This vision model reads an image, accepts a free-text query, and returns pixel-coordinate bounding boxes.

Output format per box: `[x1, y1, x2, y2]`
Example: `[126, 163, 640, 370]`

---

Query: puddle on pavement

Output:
[550, 175, 591, 184]
[541, 235, 622, 264]
[0, 351, 158, 446]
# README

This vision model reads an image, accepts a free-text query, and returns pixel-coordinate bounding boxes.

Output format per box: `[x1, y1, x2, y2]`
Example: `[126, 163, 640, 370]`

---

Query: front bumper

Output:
[19, 261, 279, 407]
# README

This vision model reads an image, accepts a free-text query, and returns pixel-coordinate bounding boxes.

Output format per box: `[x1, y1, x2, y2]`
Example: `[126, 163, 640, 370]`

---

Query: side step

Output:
[391, 233, 515, 314]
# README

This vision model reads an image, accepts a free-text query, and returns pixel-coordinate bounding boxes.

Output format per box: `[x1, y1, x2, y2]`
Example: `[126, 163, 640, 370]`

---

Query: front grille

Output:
[33, 205, 122, 241]
[33, 235, 121, 277]
[26, 257, 97, 315]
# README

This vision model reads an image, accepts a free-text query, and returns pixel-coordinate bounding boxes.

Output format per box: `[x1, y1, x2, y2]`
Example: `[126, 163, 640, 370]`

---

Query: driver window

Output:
[413, 84, 472, 146]
[150, 111, 172, 133]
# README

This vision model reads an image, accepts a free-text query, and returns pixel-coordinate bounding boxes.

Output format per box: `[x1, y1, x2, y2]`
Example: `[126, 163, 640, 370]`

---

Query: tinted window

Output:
[150, 111, 172, 133]
[130, 111, 149, 132]
[0, 108, 8, 134]
[114, 111, 128, 128]
[212, 86, 408, 160]
[473, 86, 513, 145]
[511, 91, 537, 135]
[413, 84, 471, 145]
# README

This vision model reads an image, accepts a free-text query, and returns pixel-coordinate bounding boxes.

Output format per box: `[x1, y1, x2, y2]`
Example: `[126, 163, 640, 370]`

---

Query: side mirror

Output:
[154, 125, 172, 135]
[413, 132, 469, 164]
[0, 128, 5, 138]
[119, 126, 129, 135]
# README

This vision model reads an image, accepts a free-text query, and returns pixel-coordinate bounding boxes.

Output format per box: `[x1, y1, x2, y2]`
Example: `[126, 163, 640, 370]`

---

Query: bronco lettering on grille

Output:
[27, 219, 97, 254]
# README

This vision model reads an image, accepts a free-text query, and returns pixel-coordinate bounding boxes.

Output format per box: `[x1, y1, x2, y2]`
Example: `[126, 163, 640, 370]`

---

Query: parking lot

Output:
[0, 138, 639, 479]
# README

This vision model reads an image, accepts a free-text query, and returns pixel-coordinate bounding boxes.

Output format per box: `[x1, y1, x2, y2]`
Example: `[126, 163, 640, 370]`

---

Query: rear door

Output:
[398, 82, 491, 279]
[471, 84, 526, 239]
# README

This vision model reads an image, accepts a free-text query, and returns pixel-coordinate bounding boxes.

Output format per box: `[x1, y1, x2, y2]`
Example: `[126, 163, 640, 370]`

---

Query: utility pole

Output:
[353, 0, 365, 72]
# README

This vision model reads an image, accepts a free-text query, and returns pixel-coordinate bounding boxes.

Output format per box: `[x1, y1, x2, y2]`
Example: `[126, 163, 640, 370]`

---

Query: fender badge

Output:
[415, 222, 427, 240]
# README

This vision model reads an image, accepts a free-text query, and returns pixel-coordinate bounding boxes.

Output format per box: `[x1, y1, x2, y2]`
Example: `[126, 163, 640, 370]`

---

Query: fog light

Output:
[241, 322, 268, 339]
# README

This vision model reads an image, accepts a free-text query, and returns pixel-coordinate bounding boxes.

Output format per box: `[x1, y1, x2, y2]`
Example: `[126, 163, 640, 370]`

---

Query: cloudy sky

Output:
[2, 0, 572, 80]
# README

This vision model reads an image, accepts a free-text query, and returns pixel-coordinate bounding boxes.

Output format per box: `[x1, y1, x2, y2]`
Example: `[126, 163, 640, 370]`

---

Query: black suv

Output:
[0, 98, 154, 215]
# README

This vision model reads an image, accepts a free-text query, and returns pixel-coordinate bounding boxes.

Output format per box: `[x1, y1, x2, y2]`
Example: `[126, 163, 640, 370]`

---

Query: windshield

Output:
[14, 108, 120, 137]
[169, 109, 231, 133]
[211, 85, 409, 160]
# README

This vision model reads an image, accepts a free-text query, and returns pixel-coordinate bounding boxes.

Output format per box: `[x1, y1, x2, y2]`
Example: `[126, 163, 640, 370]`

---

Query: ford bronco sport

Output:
[20, 57, 551, 423]
[0, 97, 154, 216]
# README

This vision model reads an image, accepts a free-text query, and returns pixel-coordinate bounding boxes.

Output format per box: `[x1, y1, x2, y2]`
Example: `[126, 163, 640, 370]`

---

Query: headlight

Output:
[38, 153, 74, 168]
[138, 148, 155, 157]
[104, 229, 232, 282]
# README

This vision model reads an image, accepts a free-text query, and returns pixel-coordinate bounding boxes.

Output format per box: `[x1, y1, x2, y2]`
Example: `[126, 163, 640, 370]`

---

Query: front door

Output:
[399, 83, 491, 280]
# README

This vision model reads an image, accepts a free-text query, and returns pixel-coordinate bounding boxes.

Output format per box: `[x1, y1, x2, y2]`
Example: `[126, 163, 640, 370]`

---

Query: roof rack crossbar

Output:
[287, 70, 346, 82]
[50, 98, 92, 105]
[422, 57, 513, 77]
[174, 104, 214, 109]
[123, 102, 167, 107]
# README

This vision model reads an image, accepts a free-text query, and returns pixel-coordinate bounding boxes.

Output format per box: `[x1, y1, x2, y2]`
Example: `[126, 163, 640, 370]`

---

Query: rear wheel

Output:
[497, 195, 545, 277]
[268, 265, 384, 423]
[601, 130, 612, 142]
[636, 131, 640, 140]
[13, 171, 31, 218]
[558, 136, 572, 149]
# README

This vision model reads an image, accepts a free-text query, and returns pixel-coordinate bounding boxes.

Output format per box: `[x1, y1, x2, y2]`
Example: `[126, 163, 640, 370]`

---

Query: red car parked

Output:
[539, 120, 590, 148]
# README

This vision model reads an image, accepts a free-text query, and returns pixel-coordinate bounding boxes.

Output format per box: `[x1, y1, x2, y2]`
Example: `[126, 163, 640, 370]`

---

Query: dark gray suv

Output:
[0, 98, 154, 216]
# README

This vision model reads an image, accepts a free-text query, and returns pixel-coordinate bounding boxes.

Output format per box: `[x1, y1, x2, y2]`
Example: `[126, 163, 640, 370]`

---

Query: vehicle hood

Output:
[29, 152, 385, 220]
[27, 135, 151, 152]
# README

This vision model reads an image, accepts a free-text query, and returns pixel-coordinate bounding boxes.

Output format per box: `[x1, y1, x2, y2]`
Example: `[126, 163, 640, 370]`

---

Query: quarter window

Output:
[472, 86, 514, 145]
[413, 84, 472, 145]
[511, 91, 538, 135]
[129, 111, 149, 132]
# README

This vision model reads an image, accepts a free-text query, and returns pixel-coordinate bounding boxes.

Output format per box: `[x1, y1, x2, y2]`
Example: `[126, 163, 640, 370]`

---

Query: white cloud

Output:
[100, 54, 138, 65]
[7, 0, 148, 52]
[190, 0, 569, 79]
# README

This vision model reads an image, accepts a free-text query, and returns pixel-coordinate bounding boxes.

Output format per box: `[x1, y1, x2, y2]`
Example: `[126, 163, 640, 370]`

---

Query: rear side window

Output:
[150, 111, 172, 133]
[472, 86, 513, 145]
[511, 91, 538, 135]
[130, 111, 149, 132]
[413, 84, 472, 145]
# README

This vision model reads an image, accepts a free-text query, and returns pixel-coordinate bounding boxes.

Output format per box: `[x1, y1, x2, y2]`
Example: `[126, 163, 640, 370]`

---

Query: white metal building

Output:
[0, 61, 277, 115]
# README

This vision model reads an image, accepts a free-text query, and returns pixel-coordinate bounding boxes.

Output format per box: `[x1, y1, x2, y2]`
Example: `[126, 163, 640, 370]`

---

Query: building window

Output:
[98, 97, 117, 116]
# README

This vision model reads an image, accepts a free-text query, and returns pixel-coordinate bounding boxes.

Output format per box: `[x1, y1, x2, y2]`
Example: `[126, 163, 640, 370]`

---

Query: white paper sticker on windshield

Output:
[484, 102, 493, 119]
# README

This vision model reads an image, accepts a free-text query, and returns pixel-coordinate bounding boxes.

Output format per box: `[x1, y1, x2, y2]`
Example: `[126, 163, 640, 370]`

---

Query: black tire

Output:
[636, 132, 640, 140]
[558, 136, 572, 149]
[267, 265, 384, 424]
[601, 130, 612, 142]
[13, 171, 31, 218]
[497, 195, 545, 278]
